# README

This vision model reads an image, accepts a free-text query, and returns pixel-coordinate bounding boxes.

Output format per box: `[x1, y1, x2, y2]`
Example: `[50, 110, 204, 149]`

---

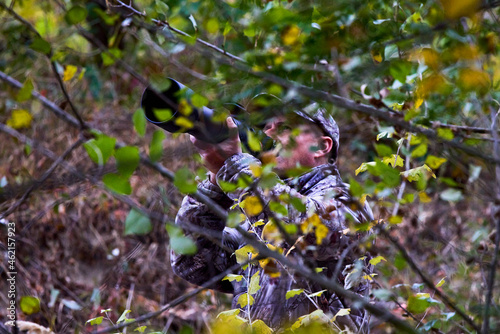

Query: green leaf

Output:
[101, 48, 123, 66]
[440, 188, 463, 202]
[394, 252, 407, 270]
[103, 173, 132, 195]
[407, 295, 430, 314]
[191, 94, 208, 108]
[269, 201, 288, 217]
[115, 146, 140, 177]
[16, 79, 34, 102]
[402, 164, 436, 183]
[355, 162, 375, 175]
[135, 326, 147, 333]
[368, 161, 401, 187]
[166, 224, 197, 255]
[290, 196, 306, 212]
[437, 128, 454, 140]
[149, 130, 166, 162]
[20, 296, 40, 315]
[374, 143, 393, 157]
[226, 211, 244, 228]
[65, 6, 88, 25]
[425, 155, 447, 169]
[247, 130, 261, 152]
[84, 134, 116, 165]
[30, 37, 51, 54]
[389, 60, 412, 83]
[124, 209, 152, 235]
[86, 316, 104, 325]
[133, 108, 146, 137]
[286, 289, 304, 300]
[411, 143, 428, 158]
[174, 168, 198, 194]
[218, 180, 238, 192]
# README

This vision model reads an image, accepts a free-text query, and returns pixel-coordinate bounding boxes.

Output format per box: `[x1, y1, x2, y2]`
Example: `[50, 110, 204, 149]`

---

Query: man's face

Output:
[263, 116, 324, 176]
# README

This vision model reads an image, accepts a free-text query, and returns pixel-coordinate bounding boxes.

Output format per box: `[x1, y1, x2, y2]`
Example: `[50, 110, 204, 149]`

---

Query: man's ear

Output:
[314, 136, 333, 158]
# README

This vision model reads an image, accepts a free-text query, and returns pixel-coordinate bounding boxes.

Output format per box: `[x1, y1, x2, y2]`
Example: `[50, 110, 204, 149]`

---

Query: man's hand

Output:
[191, 117, 242, 183]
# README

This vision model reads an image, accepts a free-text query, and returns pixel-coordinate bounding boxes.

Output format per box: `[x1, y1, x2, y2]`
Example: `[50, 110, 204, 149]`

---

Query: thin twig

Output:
[378, 227, 481, 332]
[0, 135, 84, 219]
[114, 0, 244, 63]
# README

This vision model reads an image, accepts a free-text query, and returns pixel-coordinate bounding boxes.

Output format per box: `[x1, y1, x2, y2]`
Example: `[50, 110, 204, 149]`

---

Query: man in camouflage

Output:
[170, 106, 374, 332]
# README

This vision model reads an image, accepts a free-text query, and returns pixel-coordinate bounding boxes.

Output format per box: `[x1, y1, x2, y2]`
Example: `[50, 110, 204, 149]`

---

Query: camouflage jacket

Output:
[171, 153, 374, 331]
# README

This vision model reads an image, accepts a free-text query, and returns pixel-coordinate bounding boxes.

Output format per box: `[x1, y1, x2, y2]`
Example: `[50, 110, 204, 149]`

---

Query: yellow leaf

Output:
[216, 309, 241, 320]
[422, 49, 439, 70]
[78, 68, 86, 80]
[300, 213, 321, 233]
[416, 74, 449, 99]
[237, 293, 254, 308]
[440, 0, 480, 19]
[281, 25, 300, 46]
[223, 274, 244, 282]
[315, 222, 329, 245]
[178, 99, 193, 115]
[415, 98, 424, 109]
[369, 255, 387, 266]
[419, 192, 432, 203]
[286, 289, 304, 300]
[436, 277, 446, 288]
[241, 196, 263, 216]
[261, 221, 282, 243]
[383, 154, 404, 168]
[249, 164, 262, 177]
[389, 215, 403, 224]
[371, 50, 383, 63]
[234, 245, 257, 264]
[248, 271, 261, 295]
[251, 320, 273, 334]
[425, 155, 447, 169]
[360, 194, 370, 205]
[7, 109, 33, 129]
[174, 116, 194, 129]
[458, 68, 491, 95]
[63, 65, 78, 81]
[332, 308, 351, 322]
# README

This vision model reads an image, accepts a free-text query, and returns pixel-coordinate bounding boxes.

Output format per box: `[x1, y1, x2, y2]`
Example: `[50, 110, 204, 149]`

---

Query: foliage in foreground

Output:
[1, 0, 500, 333]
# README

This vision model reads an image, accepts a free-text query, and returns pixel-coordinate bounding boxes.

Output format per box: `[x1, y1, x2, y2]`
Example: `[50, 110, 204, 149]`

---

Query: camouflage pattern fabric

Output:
[171, 153, 374, 332]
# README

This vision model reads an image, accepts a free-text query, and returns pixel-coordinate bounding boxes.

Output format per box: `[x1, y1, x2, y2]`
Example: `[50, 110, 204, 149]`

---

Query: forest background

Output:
[1, 0, 500, 333]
